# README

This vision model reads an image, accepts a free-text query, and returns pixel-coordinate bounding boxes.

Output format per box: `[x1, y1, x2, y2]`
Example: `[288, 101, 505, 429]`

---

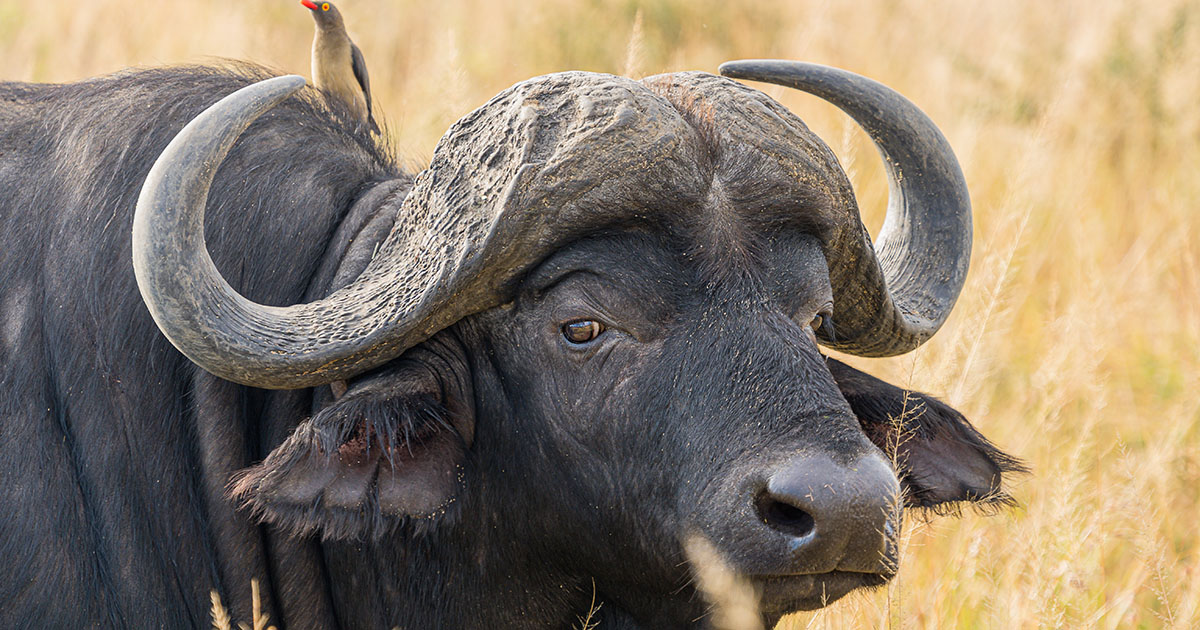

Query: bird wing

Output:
[350, 42, 380, 133]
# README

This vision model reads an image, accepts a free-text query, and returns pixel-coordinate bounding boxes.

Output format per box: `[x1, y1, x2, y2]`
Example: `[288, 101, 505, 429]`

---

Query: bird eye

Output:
[809, 309, 835, 341]
[321, 2, 330, 10]
[562, 320, 605, 345]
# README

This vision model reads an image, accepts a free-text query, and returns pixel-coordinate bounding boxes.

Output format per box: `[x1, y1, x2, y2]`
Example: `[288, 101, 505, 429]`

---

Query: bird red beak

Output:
[300, 0, 319, 10]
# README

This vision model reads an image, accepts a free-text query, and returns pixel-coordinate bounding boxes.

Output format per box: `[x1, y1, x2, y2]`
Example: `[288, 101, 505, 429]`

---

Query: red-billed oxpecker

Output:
[300, 0, 379, 134]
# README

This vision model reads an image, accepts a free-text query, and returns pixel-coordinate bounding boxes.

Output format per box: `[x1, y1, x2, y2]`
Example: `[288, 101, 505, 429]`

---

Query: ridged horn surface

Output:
[719, 60, 972, 356]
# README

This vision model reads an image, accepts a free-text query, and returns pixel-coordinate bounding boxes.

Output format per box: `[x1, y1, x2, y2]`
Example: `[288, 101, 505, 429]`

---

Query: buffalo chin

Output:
[755, 570, 893, 617]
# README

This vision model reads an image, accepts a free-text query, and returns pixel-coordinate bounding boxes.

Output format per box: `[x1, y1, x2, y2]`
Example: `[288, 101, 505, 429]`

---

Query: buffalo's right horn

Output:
[134, 72, 695, 390]
[134, 76, 468, 389]
[719, 60, 972, 356]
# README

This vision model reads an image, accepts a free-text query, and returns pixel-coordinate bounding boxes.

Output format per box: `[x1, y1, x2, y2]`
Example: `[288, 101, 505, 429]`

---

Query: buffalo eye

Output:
[562, 320, 605, 344]
[810, 313, 827, 332]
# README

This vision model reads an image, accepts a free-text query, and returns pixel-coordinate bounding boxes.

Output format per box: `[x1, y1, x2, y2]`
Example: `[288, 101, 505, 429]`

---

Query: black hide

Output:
[0, 65, 1020, 629]
[0, 65, 400, 627]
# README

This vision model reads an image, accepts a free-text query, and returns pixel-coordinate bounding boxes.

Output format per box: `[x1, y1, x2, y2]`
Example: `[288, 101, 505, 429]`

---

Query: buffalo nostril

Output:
[754, 453, 901, 574]
[755, 491, 816, 539]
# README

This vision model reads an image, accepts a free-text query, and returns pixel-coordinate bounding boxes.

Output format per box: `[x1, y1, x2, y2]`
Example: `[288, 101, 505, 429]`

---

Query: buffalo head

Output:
[132, 61, 1018, 626]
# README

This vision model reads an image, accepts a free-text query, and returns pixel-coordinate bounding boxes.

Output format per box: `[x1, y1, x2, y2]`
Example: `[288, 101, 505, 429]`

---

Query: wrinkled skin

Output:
[0, 65, 1020, 629]
[461, 232, 875, 626]
[242, 231, 1018, 628]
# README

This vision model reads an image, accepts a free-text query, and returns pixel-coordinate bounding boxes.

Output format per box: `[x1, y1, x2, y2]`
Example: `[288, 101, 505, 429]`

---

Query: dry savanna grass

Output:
[210, 579, 276, 630]
[3, 0, 1197, 627]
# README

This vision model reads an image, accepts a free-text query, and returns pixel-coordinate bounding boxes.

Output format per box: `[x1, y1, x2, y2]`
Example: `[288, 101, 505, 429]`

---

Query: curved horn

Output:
[134, 76, 430, 389]
[136, 72, 697, 389]
[718, 60, 972, 356]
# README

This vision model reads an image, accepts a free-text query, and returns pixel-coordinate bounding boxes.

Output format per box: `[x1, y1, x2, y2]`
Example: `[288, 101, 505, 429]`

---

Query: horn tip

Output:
[717, 60, 752, 79]
[272, 74, 309, 93]
[718, 59, 792, 81]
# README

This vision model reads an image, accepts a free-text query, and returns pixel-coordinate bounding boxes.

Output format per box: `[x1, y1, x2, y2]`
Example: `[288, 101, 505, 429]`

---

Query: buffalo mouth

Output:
[688, 534, 897, 620]
[754, 570, 894, 615]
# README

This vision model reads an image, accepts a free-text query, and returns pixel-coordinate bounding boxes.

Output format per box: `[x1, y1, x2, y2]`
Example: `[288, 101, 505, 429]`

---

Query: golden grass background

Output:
[4, 0, 1198, 627]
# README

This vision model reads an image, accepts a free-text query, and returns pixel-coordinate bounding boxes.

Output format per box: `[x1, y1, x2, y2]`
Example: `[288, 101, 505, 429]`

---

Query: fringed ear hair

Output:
[232, 364, 468, 540]
[827, 358, 1026, 511]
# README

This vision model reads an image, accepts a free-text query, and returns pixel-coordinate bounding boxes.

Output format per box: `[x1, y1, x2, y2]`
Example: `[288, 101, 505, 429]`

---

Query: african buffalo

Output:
[0, 59, 1020, 628]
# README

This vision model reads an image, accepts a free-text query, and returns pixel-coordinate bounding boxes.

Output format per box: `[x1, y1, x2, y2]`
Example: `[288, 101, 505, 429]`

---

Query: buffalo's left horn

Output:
[719, 60, 972, 356]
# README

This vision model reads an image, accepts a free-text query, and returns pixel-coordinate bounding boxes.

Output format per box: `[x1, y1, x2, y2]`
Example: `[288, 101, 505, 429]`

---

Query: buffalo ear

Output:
[827, 358, 1026, 510]
[231, 363, 470, 540]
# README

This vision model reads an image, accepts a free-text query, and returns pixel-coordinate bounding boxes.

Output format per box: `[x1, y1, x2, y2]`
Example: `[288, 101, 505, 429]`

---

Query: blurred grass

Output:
[3, 0, 1198, 627]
